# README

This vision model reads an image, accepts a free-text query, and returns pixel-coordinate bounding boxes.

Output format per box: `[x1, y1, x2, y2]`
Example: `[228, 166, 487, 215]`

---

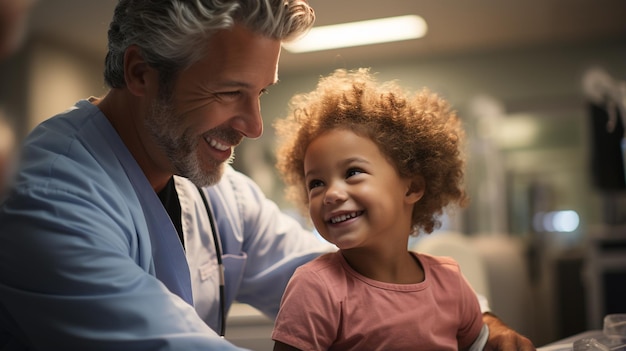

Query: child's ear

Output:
[405, 177, 425, 205]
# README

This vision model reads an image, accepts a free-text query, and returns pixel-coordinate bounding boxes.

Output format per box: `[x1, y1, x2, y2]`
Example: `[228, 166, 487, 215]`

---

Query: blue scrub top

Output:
[0, 100, 331, 350]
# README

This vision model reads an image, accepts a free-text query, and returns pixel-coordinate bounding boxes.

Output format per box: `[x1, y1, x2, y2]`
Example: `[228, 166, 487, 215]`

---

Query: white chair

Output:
[471, 234, 533, 339]
[411, 231, 534, 340]
[410, 230, 491, 302]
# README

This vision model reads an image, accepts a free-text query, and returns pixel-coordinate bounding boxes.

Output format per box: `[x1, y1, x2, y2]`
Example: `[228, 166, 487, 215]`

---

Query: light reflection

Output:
[533, 210, 580, 233]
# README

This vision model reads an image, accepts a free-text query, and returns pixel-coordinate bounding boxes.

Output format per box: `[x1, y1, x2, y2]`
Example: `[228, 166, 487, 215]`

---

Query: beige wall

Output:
[26, 41, 107, 130]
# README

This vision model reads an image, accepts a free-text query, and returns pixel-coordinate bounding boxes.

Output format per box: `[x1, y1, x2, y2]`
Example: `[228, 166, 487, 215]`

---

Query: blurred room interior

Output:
[1, 0, 625, 348]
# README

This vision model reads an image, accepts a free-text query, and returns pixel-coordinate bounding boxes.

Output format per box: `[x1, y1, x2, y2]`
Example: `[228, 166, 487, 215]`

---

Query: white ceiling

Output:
[28, 0, 626, 74]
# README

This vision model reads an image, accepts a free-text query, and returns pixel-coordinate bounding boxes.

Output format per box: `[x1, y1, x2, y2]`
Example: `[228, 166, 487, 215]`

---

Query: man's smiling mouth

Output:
[205, 136, 230, 151]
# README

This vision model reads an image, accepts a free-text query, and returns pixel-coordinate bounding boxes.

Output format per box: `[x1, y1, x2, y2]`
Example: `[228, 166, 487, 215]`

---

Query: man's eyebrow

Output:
[219, 79, 279, 89]
[219, 80, 253, 88]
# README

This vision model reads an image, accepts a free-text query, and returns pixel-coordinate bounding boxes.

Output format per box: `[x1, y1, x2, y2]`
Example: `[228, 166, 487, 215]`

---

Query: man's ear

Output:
[405, 176, 425, 205]
[123, 45, 156, 97]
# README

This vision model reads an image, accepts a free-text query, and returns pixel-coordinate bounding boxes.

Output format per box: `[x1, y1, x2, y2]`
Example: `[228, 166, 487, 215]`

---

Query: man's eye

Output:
[218, 91, 241, 99]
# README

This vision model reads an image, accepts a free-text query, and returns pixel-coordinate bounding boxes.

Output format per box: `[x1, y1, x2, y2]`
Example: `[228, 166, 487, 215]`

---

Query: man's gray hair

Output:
[103, 0, 315, 89]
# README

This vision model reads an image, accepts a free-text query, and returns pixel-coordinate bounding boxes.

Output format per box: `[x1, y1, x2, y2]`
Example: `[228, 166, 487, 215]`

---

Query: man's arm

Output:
[483, 312, 536, 351]
[0, 183, 244, 350]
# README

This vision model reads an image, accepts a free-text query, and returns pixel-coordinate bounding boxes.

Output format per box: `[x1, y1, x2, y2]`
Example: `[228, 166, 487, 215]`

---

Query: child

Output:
[271, 68, 488, 351]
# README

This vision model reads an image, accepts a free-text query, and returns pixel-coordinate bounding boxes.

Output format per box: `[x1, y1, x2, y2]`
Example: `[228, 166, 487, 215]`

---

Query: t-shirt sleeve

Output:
[456, 271, 486, 349]
[271, 265, 340, 351]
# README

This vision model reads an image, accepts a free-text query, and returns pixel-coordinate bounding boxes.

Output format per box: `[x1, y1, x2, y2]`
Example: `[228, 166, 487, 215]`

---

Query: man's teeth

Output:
[206, 137, 229, 151]
[330, 212, 359, 224]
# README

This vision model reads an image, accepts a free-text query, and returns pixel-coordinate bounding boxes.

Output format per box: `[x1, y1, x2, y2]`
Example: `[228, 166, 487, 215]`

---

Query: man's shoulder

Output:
[22, 99, 109, 164]
[12, 100, 135, 206]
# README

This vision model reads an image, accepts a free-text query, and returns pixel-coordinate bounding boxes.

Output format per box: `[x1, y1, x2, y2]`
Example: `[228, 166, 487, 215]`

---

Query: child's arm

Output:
[462, 323, 489, 351]
[482, 313, 535, 351]
[273, 341, 302, 351]
[272, 256, 339, 350]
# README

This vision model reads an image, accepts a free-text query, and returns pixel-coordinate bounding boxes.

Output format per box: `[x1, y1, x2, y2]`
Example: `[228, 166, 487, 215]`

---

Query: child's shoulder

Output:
[290, 251, 350, 289]
[412, 251, 461, 270]
[295, 251, 343, 273]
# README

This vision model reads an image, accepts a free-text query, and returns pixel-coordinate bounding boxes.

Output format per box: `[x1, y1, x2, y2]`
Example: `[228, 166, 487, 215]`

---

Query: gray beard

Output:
[144, 96, 228, 188]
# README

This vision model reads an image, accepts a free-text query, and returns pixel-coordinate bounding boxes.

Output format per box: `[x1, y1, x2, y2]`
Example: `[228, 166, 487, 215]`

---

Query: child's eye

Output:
[346, 168, 363, 178]
[307, 179, 324, 190]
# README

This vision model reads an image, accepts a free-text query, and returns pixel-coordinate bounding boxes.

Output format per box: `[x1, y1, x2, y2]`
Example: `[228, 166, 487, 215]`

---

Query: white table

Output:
[537, 330, 604, 351]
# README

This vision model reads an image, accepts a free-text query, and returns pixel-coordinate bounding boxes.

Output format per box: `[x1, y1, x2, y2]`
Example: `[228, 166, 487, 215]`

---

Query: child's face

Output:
[303, 129, 419, 251]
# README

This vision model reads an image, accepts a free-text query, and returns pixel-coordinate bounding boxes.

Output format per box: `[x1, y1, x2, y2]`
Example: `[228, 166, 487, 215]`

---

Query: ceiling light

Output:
[283, 15, 428, 53]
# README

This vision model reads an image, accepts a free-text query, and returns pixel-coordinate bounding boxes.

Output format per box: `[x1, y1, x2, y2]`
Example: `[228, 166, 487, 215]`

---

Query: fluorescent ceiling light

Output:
[283, 15, 427, 53]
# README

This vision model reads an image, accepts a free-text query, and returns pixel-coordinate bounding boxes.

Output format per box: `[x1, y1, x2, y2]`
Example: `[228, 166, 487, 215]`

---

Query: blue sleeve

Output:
[0, 184, 247, 350]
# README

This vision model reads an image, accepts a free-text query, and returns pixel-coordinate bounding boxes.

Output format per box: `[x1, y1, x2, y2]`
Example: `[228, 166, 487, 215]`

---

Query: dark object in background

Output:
[588, 102, 626, 191]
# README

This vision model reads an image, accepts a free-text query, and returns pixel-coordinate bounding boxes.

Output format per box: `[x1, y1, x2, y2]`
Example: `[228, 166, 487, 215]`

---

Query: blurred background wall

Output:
[1, 0, 625, 347]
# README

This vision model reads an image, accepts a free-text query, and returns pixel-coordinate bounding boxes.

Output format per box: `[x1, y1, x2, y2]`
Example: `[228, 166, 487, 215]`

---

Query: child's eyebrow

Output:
[304, 156, 370, 178]
[340, 157, 370, 167]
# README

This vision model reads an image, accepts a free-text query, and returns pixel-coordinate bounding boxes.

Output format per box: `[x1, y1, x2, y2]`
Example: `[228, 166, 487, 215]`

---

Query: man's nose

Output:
[231, 97, 263, 139]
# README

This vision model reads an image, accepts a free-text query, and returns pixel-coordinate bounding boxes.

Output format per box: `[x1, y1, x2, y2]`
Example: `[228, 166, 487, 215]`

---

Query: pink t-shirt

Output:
[272, 251, 484, 351]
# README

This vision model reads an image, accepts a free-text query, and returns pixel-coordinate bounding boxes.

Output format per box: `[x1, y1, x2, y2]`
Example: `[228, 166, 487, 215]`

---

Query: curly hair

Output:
[103, 0, 314, 90]
[274, 68, 468, 235]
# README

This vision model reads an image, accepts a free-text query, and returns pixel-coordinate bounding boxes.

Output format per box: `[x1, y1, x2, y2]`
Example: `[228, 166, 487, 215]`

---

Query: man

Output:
[0, 0, 36, 197]
[0, 112, 16, 197]
[0, 0, 36, 60]
[0, 1, 535, 350]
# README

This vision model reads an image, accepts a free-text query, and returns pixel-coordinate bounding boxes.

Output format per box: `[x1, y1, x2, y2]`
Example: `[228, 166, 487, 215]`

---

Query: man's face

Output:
[145, 24, 281, 187]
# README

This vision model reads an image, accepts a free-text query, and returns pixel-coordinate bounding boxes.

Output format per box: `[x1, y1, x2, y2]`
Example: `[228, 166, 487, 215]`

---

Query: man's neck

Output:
[93, 90, 173, 192]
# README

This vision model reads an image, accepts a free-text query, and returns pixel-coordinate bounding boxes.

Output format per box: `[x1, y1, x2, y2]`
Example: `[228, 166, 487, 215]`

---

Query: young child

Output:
[271, 68, 488, 351]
